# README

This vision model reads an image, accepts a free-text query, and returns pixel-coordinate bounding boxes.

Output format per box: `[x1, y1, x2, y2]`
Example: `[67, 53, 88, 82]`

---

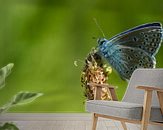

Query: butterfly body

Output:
[97, 23, 163, 80]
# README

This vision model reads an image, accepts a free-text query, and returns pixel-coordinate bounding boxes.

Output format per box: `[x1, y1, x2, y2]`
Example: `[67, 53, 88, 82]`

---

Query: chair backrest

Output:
[122, 68, 163, 107]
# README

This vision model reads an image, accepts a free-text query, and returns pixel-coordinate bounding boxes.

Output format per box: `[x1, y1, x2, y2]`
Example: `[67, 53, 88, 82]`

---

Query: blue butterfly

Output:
[97, 23, 163, 80]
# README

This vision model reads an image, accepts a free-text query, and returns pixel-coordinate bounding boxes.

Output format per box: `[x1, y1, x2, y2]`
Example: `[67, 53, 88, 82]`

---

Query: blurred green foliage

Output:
[0, 0, 163, 112]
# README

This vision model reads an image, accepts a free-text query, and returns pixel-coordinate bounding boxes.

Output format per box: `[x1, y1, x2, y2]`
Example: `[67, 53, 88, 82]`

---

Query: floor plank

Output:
[0, 113, 139, 130]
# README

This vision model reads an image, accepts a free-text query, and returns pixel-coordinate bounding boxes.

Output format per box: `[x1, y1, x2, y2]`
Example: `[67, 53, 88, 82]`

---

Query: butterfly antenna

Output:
[93, 18, 106, 37]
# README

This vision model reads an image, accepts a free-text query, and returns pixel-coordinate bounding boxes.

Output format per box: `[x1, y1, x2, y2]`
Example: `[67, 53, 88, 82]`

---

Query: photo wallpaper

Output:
[0, 0, 163, 112]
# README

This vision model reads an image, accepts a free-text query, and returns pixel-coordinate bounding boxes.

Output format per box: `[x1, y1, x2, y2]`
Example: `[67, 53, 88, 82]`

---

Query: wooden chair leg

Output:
[92, 113, 98, 130]
[121, 121, 127, 130]
[157, 91, 163, 114]
[141, 90, 152, 130]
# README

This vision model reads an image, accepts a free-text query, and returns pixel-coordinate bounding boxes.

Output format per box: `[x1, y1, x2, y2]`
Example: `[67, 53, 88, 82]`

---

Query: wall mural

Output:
[0, 1, 163, 112]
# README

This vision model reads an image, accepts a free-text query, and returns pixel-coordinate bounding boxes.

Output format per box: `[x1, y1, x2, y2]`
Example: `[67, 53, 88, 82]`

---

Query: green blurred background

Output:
[0, 0, 163, 112]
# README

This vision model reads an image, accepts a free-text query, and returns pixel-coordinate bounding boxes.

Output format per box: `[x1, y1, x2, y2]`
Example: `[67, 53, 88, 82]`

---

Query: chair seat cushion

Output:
[86, 100, 163, 122]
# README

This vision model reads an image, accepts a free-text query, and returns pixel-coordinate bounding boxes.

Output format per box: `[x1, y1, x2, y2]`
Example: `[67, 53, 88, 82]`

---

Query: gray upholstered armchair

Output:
[86, 68, 163, 130]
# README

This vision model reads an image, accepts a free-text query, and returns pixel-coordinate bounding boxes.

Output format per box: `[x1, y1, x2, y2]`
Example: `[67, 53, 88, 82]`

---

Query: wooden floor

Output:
[0, 113, 140, 130]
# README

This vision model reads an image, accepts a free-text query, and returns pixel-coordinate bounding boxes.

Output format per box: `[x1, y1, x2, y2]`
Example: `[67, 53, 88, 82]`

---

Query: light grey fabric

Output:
[86, 100, 163, 122]
[86, 100, 142, 120]
[123, 69, 163, 107]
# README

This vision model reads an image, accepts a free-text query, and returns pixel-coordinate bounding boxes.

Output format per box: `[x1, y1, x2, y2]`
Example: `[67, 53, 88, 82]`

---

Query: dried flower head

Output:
[81, 48, 112, 100]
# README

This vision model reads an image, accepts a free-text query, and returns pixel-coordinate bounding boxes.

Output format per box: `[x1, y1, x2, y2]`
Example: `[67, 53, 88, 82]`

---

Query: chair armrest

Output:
[87, 82, 115, 89]
[137, 86, 163, 116]
[87, 82, 118, 101]
[137, 86, 163, 92]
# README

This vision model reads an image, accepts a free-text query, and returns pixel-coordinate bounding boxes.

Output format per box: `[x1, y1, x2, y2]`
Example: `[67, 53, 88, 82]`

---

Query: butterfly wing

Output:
[105, 45, 156, 80]
[97, 23, 162, 80]
[109, 22, 163, 56]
